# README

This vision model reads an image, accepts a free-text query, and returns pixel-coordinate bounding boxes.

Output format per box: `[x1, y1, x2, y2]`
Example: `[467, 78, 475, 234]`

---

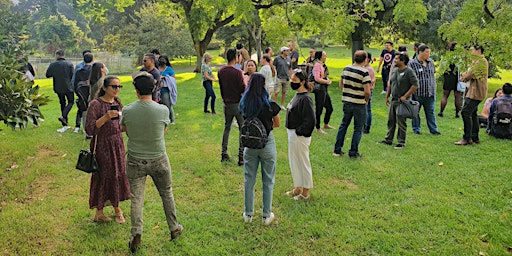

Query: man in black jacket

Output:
[46, 49, 74, 132]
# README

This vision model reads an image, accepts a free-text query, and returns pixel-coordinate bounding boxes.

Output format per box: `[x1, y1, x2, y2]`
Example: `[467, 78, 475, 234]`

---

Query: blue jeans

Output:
[160, 89, 175, 123]
[411, 95, 439, 134]
[222, 103, 244, 157]
[333, 102, 366, 156]
[365, 91, 373, 129]
[126, 154, 179, 237]
[243, 132, 276, 218]
[203, 80, 216, 113]
[382, 68, 390, 92]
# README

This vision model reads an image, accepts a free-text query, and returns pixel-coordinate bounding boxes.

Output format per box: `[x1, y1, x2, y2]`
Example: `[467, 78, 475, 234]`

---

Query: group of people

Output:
[39, 41, 512, 252]
[44, 49, 183, 253]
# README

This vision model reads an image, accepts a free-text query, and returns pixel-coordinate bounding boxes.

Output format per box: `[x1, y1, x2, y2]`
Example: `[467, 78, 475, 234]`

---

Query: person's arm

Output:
[45, 63, 52, 78]
[400, 85, 418, 102]
[377, 54, 384, 73]
[272, 115, 280, 128]
[339, 75, 344, 90]
[313, 64, 330, 85]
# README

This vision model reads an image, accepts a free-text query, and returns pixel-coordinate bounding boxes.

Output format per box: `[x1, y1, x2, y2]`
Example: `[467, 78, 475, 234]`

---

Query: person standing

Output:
[454, 45, 489, 145]
[439, 42, 462, 118]
[305, 47, 316, 75]
[121, 72, 184, 253]
[312, 51, 334, 135]
[201, 52, 217, 114]
[376, 42, 396, 94]
[285, 69, 315, 200]
[260, 54, 275, 97]
[408, 44, 441, 135]
[381, 53, 418, 149]
[85, 76, 130, 224]
[46, 49, 74, 132]
[273, 46, 292, 109]
[363, 52, 377, 134]
[73, 52, 94, 133]
[239, 73, 281, 225]
[333, 50, 371, 158]
[288, 41, 299, 70]
[218, 48, 246, 165]
[158, 55, 177, 124]
[71, 50, 91, 87]
[140, 53, 161, 101]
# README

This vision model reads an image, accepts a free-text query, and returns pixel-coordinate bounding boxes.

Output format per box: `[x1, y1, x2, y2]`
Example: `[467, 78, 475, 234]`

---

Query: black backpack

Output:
[76, 82, 90, 112]
[240, 117, 268, 149]
[74, 67, 91, 92]
[492, 97, 512, 139]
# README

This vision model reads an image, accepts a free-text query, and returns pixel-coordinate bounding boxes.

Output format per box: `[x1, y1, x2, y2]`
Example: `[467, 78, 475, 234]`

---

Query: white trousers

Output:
[287, 129, 313, 189]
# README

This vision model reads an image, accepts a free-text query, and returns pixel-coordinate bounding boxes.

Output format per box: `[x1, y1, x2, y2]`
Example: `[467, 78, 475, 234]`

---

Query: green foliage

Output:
[439, 0, 512, 72]
[34, 14, 94, 54]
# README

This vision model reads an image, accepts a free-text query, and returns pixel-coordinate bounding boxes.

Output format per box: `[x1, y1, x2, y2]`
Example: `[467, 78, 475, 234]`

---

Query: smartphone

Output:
[110, 105, 119, 120]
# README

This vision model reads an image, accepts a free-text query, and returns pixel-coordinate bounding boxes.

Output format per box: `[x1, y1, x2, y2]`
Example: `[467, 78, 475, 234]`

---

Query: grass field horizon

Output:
[1, 47, 511, 255]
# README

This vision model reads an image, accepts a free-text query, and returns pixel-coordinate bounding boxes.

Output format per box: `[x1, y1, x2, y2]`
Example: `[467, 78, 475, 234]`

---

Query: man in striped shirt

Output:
[408, 44, 441, 135]
[333, 50, 371, 158]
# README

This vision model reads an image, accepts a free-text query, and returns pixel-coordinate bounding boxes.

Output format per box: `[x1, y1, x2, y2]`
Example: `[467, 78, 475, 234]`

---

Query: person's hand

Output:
[385, 97, 390, 107]
[105, 110, 119, 119]
[326, 79, 332, 85]
[376, 67, 380, 73]
[399, 96, 407, 102]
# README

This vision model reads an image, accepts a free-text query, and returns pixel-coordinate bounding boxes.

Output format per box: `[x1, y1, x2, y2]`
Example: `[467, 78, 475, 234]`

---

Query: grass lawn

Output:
[1, 47, 511, 255]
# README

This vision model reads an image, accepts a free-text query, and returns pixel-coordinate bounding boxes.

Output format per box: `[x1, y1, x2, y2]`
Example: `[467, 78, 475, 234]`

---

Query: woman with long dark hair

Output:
[312, 51, 334, 134]
[239, 73, 281, 225]
[85, 76, 130, 223]
[88, 62, 107, 102]
[158, 55, 177, 124]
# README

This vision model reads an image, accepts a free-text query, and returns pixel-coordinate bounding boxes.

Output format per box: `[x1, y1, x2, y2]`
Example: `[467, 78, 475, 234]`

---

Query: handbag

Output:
[456, 66, 468, 92]
[76, 136, 99, 173]
[397, 100, 420, 119]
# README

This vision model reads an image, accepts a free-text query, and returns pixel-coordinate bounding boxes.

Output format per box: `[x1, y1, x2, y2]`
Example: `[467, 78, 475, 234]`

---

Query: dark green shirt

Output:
[390, 67, 418, 101]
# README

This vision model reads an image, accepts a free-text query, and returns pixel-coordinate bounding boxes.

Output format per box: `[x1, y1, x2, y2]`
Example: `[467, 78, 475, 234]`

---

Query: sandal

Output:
[293, 194, 310, 201]
[115, 212, 126, 224]
[285, 190, 301, 197]
[94, 214, 112, 223]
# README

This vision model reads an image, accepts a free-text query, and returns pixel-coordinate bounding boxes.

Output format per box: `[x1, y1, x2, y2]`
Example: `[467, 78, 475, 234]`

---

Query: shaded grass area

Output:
[1, 47, 512, 255]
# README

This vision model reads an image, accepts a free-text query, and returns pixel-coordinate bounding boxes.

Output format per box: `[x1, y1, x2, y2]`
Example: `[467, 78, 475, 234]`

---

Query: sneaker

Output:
[243, 212, 253, 223]
[57, 126, 71, 133]
[413, 130, 421, 135]
[379, 140, 392, 145]
[332, 151, 344, 157]
[221, 154, 230, 162]
[73, 127, 80, 133]
[58, 116, 68, 126]
[437, 112, 444, 117]
[280, 105, 286, 110]
[431, 131, 441, 135]
[394, 143, 405, 149]
[129, 234, 141, 253]
[349, 153, 363, 159]
[262, 212, 275, 226]
[170, 224, 184, 240]
[381, 91, 387, 95]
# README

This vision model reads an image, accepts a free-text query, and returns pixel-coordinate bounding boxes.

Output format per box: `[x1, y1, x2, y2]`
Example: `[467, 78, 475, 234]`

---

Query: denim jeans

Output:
[243, 132, 276, 218]
[411, 95, 439, 134]
[126, 154, 179, 236]
[382, 68, 390, 92]
[333, 102, 366, 156]
[461, 98, 481, 141]
[365, 91, 373, 129]
[160, 89, 175, 123]
[203, 80, 216, 113]
[222, 103, 244, 157]
[385, 100, 408, 144]
[56, 91, 74, 122]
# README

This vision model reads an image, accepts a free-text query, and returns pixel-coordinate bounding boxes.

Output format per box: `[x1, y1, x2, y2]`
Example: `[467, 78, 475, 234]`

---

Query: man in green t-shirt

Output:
[381, 53, 418, 149]
[121, 71, 184, 253]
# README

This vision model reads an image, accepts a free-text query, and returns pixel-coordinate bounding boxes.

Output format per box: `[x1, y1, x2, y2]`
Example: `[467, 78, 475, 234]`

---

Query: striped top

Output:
[408, 57, 436, 97]
[342, 64, 371, 104]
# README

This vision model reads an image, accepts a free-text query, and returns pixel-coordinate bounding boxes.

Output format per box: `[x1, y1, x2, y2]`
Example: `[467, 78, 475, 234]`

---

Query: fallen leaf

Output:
[438, 162, 443, 166]
[62, 154, 67, 157]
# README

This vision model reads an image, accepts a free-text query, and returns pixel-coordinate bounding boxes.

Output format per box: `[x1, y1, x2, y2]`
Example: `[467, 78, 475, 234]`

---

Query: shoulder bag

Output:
[397, 100, 420, 119]
[76, 136, 99, 173]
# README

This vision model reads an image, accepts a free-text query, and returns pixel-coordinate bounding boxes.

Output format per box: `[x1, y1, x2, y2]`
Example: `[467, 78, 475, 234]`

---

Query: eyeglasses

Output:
[109, 85, 123, 89]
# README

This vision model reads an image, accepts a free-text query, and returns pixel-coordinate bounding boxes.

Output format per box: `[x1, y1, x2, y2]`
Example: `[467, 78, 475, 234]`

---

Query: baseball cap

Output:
[280, 46, 290, 53]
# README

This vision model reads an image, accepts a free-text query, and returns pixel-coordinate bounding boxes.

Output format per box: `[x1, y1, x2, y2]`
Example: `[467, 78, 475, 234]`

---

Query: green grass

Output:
[1, 47, 512, 255]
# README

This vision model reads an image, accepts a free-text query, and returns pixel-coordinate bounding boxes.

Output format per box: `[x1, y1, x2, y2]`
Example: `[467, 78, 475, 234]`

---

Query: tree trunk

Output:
[248, 10, 262, 64]
[193, 40, 209, 73]
[351, 29, 364, 59]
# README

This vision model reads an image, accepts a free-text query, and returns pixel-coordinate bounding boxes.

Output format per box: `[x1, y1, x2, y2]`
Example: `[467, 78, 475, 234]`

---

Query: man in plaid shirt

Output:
[408, 44, 441, 135]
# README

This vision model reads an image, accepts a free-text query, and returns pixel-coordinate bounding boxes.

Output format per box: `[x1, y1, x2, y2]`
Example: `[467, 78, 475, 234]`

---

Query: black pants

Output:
[461, 98, 481, 141]
[313, 85, 333, 129]
[57, 91, 74, 123]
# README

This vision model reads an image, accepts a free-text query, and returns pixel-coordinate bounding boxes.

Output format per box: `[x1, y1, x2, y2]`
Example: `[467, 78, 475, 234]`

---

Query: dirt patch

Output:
[23, 145, 61, 202]
[331, 178, 359, 190]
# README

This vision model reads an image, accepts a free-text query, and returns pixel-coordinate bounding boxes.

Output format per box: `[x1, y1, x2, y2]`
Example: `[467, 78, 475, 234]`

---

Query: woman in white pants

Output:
[285, 69, 316, 200]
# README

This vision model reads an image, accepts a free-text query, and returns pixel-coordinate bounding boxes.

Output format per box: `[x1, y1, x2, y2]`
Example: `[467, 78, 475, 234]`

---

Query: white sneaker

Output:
[381, 91, 387, 95]
[57, 126, 71, 133]
[280, 105, 286, 110]
[73, 127, 80, 133]
[243, 212, 253, 223]
[263, 212, 275, 226]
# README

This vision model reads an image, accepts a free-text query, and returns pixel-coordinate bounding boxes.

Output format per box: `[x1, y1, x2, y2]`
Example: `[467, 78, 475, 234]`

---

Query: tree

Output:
[438, 0, 512, 76]
[34, 14, 93, 54]
[0, 9, 51, 129]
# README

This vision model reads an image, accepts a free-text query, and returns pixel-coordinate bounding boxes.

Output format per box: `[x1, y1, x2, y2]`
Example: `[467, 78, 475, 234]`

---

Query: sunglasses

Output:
[109, 85, 123, 89]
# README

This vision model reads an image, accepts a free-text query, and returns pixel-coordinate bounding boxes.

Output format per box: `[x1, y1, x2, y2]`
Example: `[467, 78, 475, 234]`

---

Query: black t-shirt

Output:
[257, 101, 281, 135]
